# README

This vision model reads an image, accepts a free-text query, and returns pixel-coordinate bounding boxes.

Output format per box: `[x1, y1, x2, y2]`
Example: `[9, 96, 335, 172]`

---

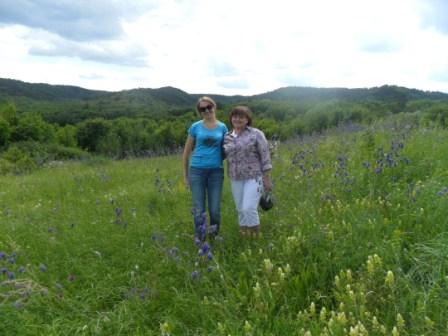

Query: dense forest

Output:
[1, 77, 448, 174]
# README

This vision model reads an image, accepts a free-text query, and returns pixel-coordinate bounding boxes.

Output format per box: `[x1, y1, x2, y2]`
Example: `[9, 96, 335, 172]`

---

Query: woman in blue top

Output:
[182, 97, 228, 240]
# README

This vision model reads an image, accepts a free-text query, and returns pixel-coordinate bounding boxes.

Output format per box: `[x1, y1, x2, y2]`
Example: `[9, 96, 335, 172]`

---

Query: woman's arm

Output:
[182, 135, 195, 187]
[255, 129, 273, 191]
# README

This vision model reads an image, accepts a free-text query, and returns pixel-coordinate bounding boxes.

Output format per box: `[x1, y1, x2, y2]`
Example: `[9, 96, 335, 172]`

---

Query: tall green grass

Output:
[1, 122, 448, 335]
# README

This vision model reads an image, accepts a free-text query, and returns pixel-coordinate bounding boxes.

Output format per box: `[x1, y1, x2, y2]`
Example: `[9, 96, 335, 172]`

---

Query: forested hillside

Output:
[1, 77, 448, 175]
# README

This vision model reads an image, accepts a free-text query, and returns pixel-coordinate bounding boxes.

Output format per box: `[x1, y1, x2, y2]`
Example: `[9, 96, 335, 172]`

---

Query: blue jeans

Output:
[189, 167, 224, 239]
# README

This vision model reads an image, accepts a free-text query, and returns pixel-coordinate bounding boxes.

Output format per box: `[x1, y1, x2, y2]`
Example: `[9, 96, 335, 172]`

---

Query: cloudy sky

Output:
[0, 0, 447, 95]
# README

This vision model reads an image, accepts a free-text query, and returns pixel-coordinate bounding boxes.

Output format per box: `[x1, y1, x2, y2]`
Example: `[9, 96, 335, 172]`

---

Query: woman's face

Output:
[198, 100, 215, 119]
[231, 113, 248, 129]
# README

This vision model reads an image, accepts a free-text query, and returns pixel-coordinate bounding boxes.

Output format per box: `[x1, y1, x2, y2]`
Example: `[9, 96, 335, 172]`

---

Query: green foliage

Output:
[2, 78, 448, 165]
[55, 124, 78, 147]
[0, 117, 11, 147]
[1, 145, 37, 174]
[11, 113, 55, 143]
[424, 102, 448, 127]
[0, 101, 18, 125]
[76, 118, 111, 152]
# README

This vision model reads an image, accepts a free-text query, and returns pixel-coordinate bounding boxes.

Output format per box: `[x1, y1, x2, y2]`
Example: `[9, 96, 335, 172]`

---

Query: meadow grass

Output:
[1, 121, 448, 335]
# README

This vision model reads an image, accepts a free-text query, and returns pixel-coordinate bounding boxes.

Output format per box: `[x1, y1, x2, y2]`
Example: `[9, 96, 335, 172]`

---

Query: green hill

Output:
[1, 77, 447, 124]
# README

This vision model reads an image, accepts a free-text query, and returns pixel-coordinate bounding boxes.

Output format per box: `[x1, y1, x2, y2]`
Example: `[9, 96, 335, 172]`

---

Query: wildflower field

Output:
[1, 119, 448, 335]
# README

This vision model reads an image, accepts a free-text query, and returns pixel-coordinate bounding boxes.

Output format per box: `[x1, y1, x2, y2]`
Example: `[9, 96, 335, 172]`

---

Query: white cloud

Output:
[0, 0, 447, 94]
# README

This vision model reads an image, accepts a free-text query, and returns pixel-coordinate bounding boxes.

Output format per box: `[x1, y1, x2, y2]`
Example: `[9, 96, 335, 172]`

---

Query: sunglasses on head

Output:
[198, 104, 214, 113]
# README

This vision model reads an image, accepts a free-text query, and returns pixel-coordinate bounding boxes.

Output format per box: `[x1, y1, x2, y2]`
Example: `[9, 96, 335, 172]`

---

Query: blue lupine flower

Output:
[115, 207, 122, 217]
[207, 266, 214, 272]
[194, 237, 201, 247]
[0, 267, 7, 274]
[0, 251, 5, 259]
[198, 248, 205, 257]
[207, 251, 213, 260]
[17, 266, 25, 273]
[362, 161, 370, 168]
[8, 257, 16, 264]
[39, 264, 47, 272]
[191, 270, 199, 280]
[201, 242, 210, 254]
[7, 271, 15, 279]
[437, 187, 448, 196]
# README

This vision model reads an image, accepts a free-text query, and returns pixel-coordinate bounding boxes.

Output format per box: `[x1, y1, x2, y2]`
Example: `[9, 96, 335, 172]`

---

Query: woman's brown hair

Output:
[229, 105, 252, 126]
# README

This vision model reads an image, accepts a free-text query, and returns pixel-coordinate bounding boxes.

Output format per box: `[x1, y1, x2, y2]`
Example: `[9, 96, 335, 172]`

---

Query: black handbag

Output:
[259, 193, 274, 211]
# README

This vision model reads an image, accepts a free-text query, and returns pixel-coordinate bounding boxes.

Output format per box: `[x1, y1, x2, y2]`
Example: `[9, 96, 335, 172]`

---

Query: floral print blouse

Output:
[223, 127, 272, 180]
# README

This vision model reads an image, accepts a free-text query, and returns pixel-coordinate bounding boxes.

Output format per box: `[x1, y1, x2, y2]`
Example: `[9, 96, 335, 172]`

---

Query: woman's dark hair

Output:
[196, 96, 217, 116]
[229, 105, 252, 126]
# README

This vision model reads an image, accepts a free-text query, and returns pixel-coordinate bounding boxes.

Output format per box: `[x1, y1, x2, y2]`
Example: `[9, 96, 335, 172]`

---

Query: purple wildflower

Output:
[8, 257, 16, 264]
[0, 267, 7, 274]
[17, 266, 25, 273]
[115, 207, 122, 217]
[7, 271, 15, 279]
[198, 248, 205, 257]
[0, 251, 5, 259]
[437, 187, 448, 196]
[194, 237, 201, 247]
[191, 270, 199, 280]
[201, 242, 210, 254]
[39, 264, 47, 272]
[207, 266, 214, 272]
[207, 251, 213, 260]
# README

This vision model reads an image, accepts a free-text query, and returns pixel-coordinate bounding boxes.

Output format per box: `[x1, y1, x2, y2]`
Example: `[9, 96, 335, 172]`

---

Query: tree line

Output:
[1, 97, 448, 174]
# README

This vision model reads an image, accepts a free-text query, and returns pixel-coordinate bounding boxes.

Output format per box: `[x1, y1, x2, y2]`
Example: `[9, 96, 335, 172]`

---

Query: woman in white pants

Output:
[223, 106, 272, 236]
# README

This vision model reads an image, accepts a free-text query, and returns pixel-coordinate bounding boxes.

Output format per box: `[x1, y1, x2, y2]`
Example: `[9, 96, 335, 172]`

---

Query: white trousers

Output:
[230, 178, 263, 227]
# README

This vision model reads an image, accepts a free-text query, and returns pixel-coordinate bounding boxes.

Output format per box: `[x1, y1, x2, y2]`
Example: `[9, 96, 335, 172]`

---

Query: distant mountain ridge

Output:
[255, 85, 448, 102]
[0, 77, 107, 101]
[2, 77, 447, 104]
[1, 77, 447, 124]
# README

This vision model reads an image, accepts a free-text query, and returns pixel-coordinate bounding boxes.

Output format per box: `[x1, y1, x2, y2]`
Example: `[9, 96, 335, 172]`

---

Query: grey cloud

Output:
[29, 39, 148, 67]
[0, 0, 156, 41]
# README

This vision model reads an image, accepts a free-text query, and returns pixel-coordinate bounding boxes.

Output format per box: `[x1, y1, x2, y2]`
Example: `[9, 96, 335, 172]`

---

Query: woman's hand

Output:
[263, 175, 272, 192]
[184, 175, 190, 189]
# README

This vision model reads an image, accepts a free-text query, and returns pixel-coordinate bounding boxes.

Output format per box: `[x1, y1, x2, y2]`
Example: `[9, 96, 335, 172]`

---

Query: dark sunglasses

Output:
[198, 104, 214, 113]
